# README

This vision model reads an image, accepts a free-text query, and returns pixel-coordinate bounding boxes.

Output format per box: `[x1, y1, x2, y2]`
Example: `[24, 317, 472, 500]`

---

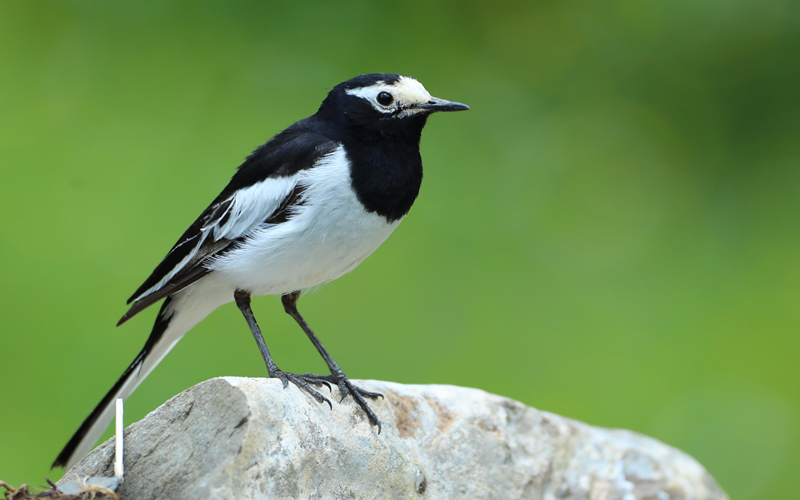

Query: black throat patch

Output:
[343, 114, 428, 223]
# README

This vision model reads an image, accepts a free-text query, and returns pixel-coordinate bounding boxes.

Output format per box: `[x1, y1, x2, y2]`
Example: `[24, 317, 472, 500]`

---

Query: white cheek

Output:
[346, 84, 396, 113]
[346, 79, 432, 114]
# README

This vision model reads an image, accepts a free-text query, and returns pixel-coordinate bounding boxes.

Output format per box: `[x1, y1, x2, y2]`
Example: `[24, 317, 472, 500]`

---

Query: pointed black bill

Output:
[420, 97, 470, 112]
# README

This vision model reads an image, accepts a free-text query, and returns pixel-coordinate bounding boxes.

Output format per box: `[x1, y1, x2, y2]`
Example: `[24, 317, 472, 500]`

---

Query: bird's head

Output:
[318, 74, 469, 135]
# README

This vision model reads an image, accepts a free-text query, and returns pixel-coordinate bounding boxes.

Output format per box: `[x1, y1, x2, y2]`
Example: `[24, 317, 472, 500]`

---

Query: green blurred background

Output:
[2, 1, 798, 498]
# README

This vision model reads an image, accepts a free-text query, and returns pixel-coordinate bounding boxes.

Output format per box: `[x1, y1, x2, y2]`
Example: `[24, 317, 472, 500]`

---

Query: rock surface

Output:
[60, 377, 728, 500]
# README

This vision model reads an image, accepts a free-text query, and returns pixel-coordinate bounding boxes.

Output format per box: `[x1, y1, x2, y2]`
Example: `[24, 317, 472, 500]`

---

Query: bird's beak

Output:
[419, 97, 470, 113]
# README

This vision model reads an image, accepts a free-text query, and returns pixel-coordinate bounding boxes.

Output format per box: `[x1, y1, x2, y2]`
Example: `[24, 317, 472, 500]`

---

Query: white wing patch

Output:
[132, 175, 300, 302]
[208, 176, 297, 240]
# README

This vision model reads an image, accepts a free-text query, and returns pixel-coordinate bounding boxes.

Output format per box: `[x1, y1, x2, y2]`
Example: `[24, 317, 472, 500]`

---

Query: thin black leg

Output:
[281, 291, 383, 433]
[234, 289, 331, 408]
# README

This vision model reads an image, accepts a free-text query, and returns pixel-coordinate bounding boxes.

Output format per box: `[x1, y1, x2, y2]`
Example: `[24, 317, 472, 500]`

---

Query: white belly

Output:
[208, 146, 402, 296]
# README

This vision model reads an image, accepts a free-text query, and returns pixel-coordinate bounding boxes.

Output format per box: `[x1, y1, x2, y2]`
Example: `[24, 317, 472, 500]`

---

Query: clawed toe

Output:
[334, 376, 383, 432]
[298, 373, 333, 392]
[357, 387, 383, 400]
[274, 371, 332, 410]
[273, 371, 383, 432]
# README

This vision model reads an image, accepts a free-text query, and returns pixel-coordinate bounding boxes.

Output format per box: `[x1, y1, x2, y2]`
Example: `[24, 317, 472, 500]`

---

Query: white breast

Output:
[208, 145, 402, 296]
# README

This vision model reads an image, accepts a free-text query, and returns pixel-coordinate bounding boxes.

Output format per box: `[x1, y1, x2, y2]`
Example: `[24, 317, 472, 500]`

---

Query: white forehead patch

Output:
[345, 76, 432, 116]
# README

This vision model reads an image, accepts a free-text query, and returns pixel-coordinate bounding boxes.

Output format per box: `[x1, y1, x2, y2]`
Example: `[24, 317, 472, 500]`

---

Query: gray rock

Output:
[60, 377, 728, 500]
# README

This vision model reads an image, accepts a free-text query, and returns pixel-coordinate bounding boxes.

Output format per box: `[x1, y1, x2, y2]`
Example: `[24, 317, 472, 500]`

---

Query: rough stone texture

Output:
[60, 377, 728, 500]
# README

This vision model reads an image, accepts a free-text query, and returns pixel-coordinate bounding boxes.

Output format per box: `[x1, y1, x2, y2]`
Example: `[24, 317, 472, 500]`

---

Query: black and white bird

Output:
[53, 73, 469, 469]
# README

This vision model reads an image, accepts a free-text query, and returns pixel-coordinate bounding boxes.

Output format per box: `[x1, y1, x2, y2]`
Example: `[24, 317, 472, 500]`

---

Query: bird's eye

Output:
[377, 91, 394, 106]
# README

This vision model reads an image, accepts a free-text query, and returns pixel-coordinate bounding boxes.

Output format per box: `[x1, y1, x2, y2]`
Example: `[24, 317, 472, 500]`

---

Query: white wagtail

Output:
[53, 73, 469, 469]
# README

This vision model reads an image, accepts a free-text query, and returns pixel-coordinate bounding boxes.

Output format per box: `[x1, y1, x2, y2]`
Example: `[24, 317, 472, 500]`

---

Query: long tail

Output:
[53, 297, 191, 469]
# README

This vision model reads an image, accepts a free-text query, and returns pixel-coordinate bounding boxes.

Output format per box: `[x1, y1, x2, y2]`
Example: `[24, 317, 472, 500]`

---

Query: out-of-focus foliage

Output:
[1, 1, 798, 498]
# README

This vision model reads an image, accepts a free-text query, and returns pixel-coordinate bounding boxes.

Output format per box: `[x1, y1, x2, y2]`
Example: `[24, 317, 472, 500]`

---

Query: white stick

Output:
[115, 398, 124, 479]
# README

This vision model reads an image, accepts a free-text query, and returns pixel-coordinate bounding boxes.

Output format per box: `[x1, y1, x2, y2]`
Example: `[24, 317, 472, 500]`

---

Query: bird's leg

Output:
[281, 291, 383, 432]
[233, 289, 331, 409]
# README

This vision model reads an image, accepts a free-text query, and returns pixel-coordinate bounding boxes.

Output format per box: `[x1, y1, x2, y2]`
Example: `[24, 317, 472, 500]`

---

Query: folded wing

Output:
[119, 126, 339, 325]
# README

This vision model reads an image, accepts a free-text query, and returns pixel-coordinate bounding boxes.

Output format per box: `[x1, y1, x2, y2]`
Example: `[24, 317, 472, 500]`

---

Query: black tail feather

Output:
[52, 297, 174, 469]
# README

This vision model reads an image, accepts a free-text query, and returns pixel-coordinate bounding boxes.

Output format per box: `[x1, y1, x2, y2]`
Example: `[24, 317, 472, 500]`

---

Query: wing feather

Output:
[119, 126, 339, 325]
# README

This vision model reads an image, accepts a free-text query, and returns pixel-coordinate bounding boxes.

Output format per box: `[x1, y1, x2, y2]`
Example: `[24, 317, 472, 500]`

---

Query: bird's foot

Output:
[271, 369, 333, 410]
[287, 371, 384, 433]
